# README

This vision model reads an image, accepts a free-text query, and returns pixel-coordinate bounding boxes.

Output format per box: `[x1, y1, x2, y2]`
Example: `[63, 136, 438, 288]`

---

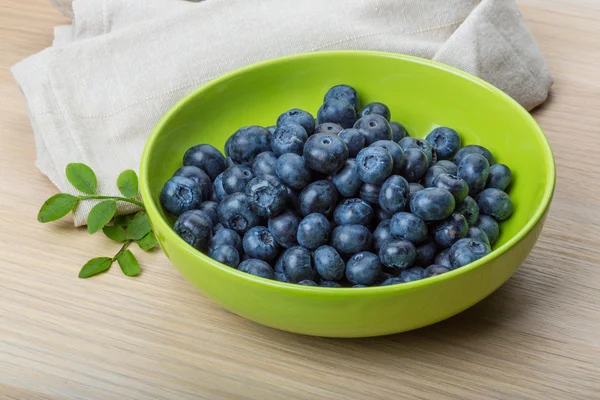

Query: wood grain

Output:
[1, 0, 599, 399]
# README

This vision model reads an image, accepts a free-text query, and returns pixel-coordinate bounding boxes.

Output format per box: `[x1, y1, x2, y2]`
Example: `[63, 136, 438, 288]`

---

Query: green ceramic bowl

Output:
[139, 51, 555, 338]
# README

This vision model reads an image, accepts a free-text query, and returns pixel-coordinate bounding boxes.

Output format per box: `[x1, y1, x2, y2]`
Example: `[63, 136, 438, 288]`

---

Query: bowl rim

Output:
[139, 50, 556, 296]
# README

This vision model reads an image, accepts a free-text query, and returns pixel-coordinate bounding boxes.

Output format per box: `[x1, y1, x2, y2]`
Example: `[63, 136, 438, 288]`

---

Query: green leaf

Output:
[37, 193, 79, 223]
[113, 214, 134, 227]
[79, 257, 112, 278]
[87, 200, 117, 234]
[136, 231, 158, 251]
[102, 225, 127, 242]
[117, 250, 141, 277]
[116, 170, 139, 198]
[66, 163, 97, 194]
[126, 212, 152, 240]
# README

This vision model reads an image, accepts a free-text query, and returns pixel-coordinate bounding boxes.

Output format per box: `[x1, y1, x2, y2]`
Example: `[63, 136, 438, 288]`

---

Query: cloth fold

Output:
[15, 0, 552, 226]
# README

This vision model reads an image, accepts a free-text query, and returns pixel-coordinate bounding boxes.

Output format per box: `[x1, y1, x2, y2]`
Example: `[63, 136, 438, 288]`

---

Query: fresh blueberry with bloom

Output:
[160, 176, 203, 216]
[252, 151, 278, 178]
[379, 240, 416, 273]
[243, 226, 280, 261]
[209, 228, 242, 253]
[457, 153, 490, 196]
[434, 212, 469, 249]
[410, 187, 456, 222]
[221, 165, 255, 195]
[174, 165, 213, 201]
[486, 164, 512, 191]
[334, 198, 374, 226]
[277, 108, 315, 135]
[390, 121, 409, 142]
[303, 133, 349, 175]
[371, 140, 405, 174]
[275, 153, 312, 190]
[324, 84, 360, 111]
[448, 239, 491, 269]
[400, 266, 427, 282]
[425, 127, 461, 160]
[400, 148, 429, 183]
[332, 159, 363, 198]
[455, 196, 480, 226]
[331, 224, 373, 255]
[299, 180, 338, 217]
[213, 173, 227, 201]
[245, 175, 288, 217]
[268, 211, 300, 249]
[271, 123, 308, 156]
[209, 245, 240, 268]
[353, 114, 392, 145]
[434, 173, 469, 202]
[314, 122, 343, 135]
[454, 144, 495, 166]
[297, 213, 331, 250]
[346, 252, 383, 286]
[238, 259, 274, 279]
[390, 211, 428, 245]
[359, 102, 391, 121]
[476, 188, 513, 221]
[378, 175, 410, 214]
[317, 99, 357, 129]
[174, 210, 213, 251]
[217, 192, 262, 235]
[422, 165, 448, 188]
[183, 143, 227, 180]
[338, 128, 366, 158]
[434, 160, 458, 176]
[467, 226, 491, 248]
[373, 219, 393, 253]
[314, 245, 345, 281]
[355, 146, 394, 184]
[226, 126, 272, 165]
[476, 214, 500, 246]
[399, 137, 436, 165]
[281, 246, 316, 283]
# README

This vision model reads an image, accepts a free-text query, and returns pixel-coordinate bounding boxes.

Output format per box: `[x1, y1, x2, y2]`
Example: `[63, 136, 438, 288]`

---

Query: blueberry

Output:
[183, 144, 226, 180]
[271, 123, 308, 156]
[371, 140, 405, 174]
[455, 196, 480, 225]
[238, 259, 274, 279]
[303, 133, 349, 175]
[314, 245, 345, 281]
[408, 183, 424, 202]
[242, 226, 280, 261]
[390, 212, 428, 244]
[277, 108, 315, 135]
[448, 239, 491, 269]
[268, 211, 300, 249]
[422, 165, 447, 188]
[281, 246, 316, 283]
[400, 266, 427, 282]
[213, 173, 227, 201]
[354, 114, 392, 145]
[399, 137, 435, 165]
[299, 180, 338, 217]
[199, 201, 219, 226]
[315, 123, 343, 135]
[252, 151, 278, 178]
[486, 164, 512, 191]
[454, 145, 495, 166]
[333, 198, 374, 225]
[298, 280, 318, 286]
[275, 153, 312, 190]
[415, 237, 437, 266]
[379, 240, 416, 272]
[400, 148, 429, 183]
[266, 125, 277, 135]
[209, 245, 240, 268]
[331, 224, 372, 255]
[160, 176, 203, 216]
[324, 84, 360, 111]
[217, 192, 261, 235]
[378, 175, 409, 214]
[332, 159, 362, 198]
[425, 127, 461, 160]
[457, 153, 490, 196]
[346, 252, 382, 286]
[410, 187, 456, 221]
[221, 165, 255, 195]
[359, 183, 381, 204]
[373, 220, 393, 253]
[374, 207, 392, 224]
[390, 121, 409, 142]
[359, 102, 391, 121]
[274, 255, 287, 282]
[434, 212, 468, 249]
[209, 228, 243, 253]
[433, 173, 469, 202]
[317, 99, 357, 129]
[338, 128, 366, 157]
[297, 213, 331, 250]
[434, 160, 458, 175]
[174, 210, 212, 250]
[174, 166, 213, 201]
[435, 248, 452, 268]
[425, 264, 451, 277]
[319, 280, 342, 288]
[476, 214, 500, 246]
[245, 175, 288, 218]
[379, 277, 404, 286]
[355, 146, 393, 184]
[228, 126, 272, 165]
[476, 188, 513, 221]
[467, 226, 491, 248]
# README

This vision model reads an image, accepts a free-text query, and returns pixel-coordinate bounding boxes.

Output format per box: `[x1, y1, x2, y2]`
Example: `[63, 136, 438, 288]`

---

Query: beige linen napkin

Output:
[14, 0, 552, 226]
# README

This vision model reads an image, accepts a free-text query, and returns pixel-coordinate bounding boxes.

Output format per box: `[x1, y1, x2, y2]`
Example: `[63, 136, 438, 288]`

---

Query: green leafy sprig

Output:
[38, 163, 157, 278]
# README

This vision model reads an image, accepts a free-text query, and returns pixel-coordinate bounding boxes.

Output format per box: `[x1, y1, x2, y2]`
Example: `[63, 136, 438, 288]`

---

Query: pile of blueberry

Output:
[160, 84, 514, 288]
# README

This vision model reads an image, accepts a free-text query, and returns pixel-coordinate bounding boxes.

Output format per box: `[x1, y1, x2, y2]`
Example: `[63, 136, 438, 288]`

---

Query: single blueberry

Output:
[331, 224, 373, 255]
[378, 175, 410, 214]
[303, 133, 349, 175]
[476, 188, 513, 221]
[183, 144, 226, 180]
[390, 211, 428, 244]
[281, 246, 316, 283]
[359, 102, 391, 121]
[277, 108, 315, 135]
[400, 266, 427, 282]
[245, 175, 288, 218]
[379, 277, 404, 286]
[338, 128, 366, 158]
[359, 183, 381, 204]
[422, 165, 448, 188]
[435, 248, 452, 269]
[275, 153, 312, 190]
[379, 240, 416, 273]
[371, 140, 405, 174]
[238, 259, 274, 279]
[333, 198, 374, 225]
[454, 144, 495, 166]
[297, 213, 331, 250]
[457, 153, 490, 196]
[243, 226, 280, 261]
[434, 173, 469, 202]
[486, 164, 512, 191]
[221, 165, 255, 195]
[315, 122, 343, 135]
[199, 201, 219, 226]
[319, 280, 342, 288]
[217, 192, 262, 235]
[213, 172, 227, 201]
[435, 160, 458, 176]
[415, 237, 437, 267]
[373, 220, 393, 253]
[476, 214, 500, 246]
[209, 245, 240, 268]
[354, 114, 393, 145]
[355, 146, 393, 184]
[252, 151, 278, 178]
[455, 196, 480, 225]
[425, 264, 451, 277]
[448, 239, 491, 269]
[332, 159, 362, 198]
[228, 126, 272, 165]
[271, 123, 308, 156]
[317, 99, 357, 129]
[298, 280, 318, 286]
[299, 180, 338, 217]
[425, 127, 461, 160]
[174, 210, 212, 251]
[314, 245, 345, 281]
[410, 187, 456, 221]
[400, 148, 429, 183]
[390, 121, 409, 142]
[209, 228, 243, 253]
[174, 166, 213, 201]
[268, 211, 300, 249]
[467, 226, 491, 248]
[399, 137, 436, 165]
[324, 84, 360, 111]
[408, 183, 424, 202]
[160, 176, 203, 216]
[346, 252, 382, 286]
[434, 212, 469, 249]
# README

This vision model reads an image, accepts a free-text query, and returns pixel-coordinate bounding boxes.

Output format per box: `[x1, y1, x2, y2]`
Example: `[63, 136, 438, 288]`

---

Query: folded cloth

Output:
[13, 0, 552, 226]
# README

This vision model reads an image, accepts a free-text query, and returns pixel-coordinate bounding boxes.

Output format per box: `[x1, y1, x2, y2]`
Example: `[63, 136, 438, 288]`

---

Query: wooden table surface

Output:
[1, 1, 599, 399]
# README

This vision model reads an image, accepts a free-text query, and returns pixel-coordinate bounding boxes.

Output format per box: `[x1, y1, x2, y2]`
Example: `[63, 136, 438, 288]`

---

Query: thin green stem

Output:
[112, 240, 133, 262]
[79, 195, 145, 208]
